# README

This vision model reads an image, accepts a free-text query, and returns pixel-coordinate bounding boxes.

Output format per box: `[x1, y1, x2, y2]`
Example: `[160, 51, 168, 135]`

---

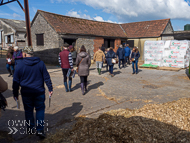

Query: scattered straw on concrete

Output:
[43, 98, 190, 143]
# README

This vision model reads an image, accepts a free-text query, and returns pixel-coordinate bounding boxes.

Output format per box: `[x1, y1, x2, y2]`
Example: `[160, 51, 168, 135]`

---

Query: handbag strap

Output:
[78, 58, 83, 67]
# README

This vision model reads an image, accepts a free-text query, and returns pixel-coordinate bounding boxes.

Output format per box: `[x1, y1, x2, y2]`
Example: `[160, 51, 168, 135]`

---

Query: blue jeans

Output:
[22, 94, 45, 131]
[132, 60, 138, 73]
[6, 64, 14, 71]
[118, 59, 124, 68]
[109, 65, 114, 74]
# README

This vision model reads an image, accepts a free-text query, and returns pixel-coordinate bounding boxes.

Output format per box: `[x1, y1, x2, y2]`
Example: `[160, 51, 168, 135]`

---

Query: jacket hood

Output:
[23, 57, 41, 66]
[97, 50, 103, 53]
[78, 52, 88, 58]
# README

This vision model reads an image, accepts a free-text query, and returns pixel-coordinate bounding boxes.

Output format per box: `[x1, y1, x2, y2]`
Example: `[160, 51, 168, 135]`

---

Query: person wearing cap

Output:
[13, 46, 53, 138]
[13, 46, 23, 65]
[58, 43, 74, 92]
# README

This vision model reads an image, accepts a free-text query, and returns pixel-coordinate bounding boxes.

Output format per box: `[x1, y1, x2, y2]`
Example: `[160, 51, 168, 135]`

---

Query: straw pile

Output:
[43, 98, 190, 143]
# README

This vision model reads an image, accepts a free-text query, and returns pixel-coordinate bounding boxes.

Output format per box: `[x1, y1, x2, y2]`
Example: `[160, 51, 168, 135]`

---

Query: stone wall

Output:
[162, 36, 174, 41]
[76, 38, 94, 57]
[31, 13, 60, 64]
[163, 22, 174, 34]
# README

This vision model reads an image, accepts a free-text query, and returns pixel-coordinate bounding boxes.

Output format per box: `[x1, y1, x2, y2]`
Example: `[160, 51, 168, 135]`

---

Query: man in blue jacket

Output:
[116, 45, 125, 69]
[13, 46, 53, 138]
[124, 44, 131, 66]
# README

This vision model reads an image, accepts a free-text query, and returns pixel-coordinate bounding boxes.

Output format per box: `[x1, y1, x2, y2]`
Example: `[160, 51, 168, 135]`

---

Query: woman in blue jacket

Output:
[106, 47, 116, 77]
[131, 47, 140, 74]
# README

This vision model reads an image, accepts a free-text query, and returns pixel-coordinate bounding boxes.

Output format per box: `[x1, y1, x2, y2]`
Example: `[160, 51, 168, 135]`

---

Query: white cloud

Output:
[94, 16, 104, 22]
[13, 13, 22, 18]
[67, 10, 92, 20]
[68, 0, 190, 22]
[0, 12, 24, 20]
[50, 0, 63, 3]
[67, 10, 116, 23]
[84, 9, 88, 13]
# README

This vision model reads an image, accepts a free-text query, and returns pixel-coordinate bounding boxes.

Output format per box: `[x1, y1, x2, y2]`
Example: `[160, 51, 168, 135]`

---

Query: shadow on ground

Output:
[185, 68, 190, 79]
[0, 102, 83, 143]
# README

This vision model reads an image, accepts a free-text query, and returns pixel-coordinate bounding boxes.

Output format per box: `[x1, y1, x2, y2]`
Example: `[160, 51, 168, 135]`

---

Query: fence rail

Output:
[0, 47, 8, 58]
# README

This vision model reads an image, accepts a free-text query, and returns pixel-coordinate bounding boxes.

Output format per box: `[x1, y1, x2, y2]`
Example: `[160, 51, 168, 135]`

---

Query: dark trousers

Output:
[109, 65, 114, 74]
[62, 69, 72, 82]
[80, 76, 87, 83]
[106, 64, 109, 71]
[125, 56, 130, 65]
[118, 59, 124, 68]
[73, 58, 76, 65]
[22, 94, 45, 131]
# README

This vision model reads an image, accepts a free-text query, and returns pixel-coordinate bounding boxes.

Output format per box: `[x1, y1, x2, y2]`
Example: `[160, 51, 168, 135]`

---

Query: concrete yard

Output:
[0, 58, 190, 143]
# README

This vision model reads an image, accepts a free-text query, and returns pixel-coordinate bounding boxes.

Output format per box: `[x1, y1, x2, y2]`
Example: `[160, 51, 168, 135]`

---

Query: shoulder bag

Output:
[76, 58, 83, 73]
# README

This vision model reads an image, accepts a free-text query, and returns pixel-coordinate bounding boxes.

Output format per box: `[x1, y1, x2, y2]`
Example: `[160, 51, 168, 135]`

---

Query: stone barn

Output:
[31, 10, 174, 64]
[31, 10, 127, 64]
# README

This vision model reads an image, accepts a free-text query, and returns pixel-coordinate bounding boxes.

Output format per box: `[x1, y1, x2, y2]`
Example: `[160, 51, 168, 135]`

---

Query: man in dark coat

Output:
[13, 46, 53, 138]
[116, 45, 125, 69]
[124, 44, 131, 66]
[101, 44, 105, 67]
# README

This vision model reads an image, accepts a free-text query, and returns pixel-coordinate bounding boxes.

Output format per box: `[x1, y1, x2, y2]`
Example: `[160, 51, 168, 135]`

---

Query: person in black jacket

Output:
[116, 45, 125, 69]
[106, 47, 116, 77]
[101, 44, 105, 67]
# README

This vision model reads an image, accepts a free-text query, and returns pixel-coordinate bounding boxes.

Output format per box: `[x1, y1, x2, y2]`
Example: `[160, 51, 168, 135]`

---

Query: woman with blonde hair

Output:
[131, 47, 140, 74]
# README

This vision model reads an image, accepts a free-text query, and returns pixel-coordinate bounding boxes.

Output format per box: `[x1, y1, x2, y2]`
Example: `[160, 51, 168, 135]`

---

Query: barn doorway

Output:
[63, 38, 76, 46]
[104, 39, 115, 49]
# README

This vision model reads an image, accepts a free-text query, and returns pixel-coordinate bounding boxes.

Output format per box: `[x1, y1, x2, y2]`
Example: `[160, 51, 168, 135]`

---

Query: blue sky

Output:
[1, 0, 190, 31]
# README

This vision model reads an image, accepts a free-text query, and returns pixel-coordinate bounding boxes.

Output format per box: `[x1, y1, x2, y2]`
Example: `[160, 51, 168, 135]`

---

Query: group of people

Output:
[6, 46, 23, 77]
[59, 44, 91, 95]
[93, 44, 140, 76]
[1, 43, 140, 139]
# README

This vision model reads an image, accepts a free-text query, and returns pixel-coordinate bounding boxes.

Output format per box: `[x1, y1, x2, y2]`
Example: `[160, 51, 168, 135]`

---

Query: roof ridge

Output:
[121, 18, 170, 25]
[38, 10, 119, 25]
[0, 18, 25, 22]
[38, 10, 170, 26]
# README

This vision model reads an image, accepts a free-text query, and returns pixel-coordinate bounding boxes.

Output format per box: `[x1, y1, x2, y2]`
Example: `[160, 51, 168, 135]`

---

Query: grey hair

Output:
[14, 46, 19, 51]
